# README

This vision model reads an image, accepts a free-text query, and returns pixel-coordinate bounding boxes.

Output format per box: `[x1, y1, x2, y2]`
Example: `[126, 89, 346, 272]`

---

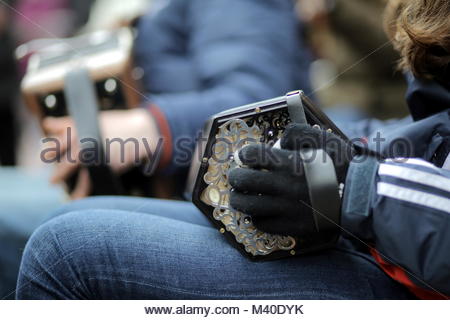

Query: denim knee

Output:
[16, 211, 93, 299]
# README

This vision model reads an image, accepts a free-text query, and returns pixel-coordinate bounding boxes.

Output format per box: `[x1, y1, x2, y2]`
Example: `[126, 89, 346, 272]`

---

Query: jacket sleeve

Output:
[341, 156, 450, 299]
[138, 0, 312, 171]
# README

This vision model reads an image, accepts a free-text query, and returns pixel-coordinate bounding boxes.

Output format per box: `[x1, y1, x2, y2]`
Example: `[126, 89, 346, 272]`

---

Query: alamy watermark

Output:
[40, 127, 416, 175]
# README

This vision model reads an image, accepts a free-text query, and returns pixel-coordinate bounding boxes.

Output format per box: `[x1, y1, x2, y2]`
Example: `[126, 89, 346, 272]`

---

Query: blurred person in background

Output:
[0, 0, 312, 299]
[42, 0, 312, 199]
[0, 0, 96, 299]
[15, 0, 450, 300]
[0, 0, 95, 164]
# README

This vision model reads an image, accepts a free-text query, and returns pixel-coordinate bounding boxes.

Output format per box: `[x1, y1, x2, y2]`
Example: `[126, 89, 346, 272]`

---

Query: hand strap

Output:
[286, 90, 307, 124]
[286, 91, 341, 233]
[299, 149, 341, 233]
[64, 68, 123, 195]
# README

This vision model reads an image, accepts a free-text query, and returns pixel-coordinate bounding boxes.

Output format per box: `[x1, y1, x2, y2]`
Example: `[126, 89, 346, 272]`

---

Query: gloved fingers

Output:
[281, 123, 354, 162]
[237, 144, 302, 173]
[281, 123, 325, 150]
[229, 191, 295, 218]
[228, 167, 290, 195]
[229, 191, 317, 236]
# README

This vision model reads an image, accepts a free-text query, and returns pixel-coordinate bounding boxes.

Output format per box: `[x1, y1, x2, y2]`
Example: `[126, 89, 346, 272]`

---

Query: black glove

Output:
[280, 123, 355, 184]
[229, 123, 355, 237]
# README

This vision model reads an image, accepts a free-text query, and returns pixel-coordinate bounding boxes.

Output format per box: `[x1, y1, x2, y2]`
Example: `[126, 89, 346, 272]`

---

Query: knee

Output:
[16, 211, 93, 299]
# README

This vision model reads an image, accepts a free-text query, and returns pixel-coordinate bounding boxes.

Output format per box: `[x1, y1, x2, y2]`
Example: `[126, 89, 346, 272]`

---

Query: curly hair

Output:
[384, 0, 450, 81]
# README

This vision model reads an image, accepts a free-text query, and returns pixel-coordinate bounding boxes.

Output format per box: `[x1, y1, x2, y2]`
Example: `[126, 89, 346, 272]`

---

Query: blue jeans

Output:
[16, 196, 413, 299]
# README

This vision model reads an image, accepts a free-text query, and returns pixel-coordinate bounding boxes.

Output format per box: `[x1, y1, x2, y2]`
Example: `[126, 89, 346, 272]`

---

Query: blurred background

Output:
[0, 0, 408, 172]
[1, 0, 150, 169]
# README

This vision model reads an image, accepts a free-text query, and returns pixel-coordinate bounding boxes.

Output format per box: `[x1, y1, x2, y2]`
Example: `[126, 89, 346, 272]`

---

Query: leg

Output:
[17, 209, 412, 299]
[47, 196, 210, 227]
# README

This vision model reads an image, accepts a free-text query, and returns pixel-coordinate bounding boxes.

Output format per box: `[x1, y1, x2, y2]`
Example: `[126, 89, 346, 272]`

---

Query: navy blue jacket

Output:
[341, 76, 450, 298]
[134, 0, 312, 170]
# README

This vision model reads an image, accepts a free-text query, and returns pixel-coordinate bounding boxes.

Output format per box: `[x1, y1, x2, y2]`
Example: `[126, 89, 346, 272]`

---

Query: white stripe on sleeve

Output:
[379, 163, 450, 193]
[385, 158, 439, 170]
[377, 182, 450, 215]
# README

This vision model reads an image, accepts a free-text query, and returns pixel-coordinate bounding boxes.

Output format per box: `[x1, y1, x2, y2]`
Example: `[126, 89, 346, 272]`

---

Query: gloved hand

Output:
[229, 123, 355, 237]
[280, 123, 355, 184]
